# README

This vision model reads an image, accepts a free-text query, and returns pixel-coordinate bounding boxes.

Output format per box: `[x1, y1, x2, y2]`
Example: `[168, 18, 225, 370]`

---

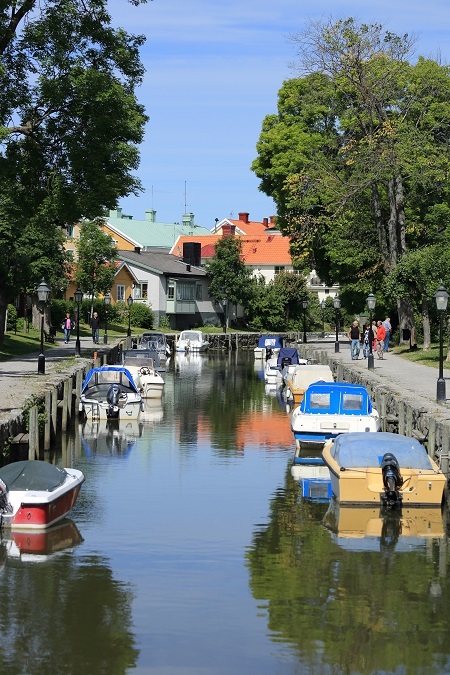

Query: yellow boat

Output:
[322, 432, 446, 507]
[286, 364, 333, 405]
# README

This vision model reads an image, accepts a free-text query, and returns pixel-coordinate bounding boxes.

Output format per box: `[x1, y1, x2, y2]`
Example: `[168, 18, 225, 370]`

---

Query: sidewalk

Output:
[0, 335, 112, 425]
[306, 338, 449, 418]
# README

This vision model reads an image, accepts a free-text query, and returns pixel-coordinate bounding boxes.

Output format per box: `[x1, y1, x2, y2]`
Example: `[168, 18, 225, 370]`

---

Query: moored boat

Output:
[138, 331, 171, 366]
[0, 461, 84, 530]
[80, 366, 144, 420]
[291, 381, 380, 451]
[322, 432, 447, 508]
[254, 335, 284, 360]
[285, 364, 334, 405]
[120, 351, 165, 399]
[175, 330, 209, 353]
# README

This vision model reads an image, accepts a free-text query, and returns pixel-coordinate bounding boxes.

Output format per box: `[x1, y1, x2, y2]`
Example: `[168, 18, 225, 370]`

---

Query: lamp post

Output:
[36, 278, 51, 374]
[74, 286, 83, 356]
[366, 293, 377, 370]
[333, 295, 341, 353]
[127, 294, 133, 337]
[320, 299, 326, 338]
[302, 299, 308, 343]
[103, 292, 111, 344]
[435, 283, 449, 402]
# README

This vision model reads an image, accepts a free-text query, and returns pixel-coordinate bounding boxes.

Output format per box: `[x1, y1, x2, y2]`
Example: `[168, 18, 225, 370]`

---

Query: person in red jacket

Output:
[376, 321, 386, 359]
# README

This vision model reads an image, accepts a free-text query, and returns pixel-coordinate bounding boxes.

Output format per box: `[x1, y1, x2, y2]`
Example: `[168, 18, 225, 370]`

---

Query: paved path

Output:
[306, 338, 450, 419]
[0, 335, 113, 425]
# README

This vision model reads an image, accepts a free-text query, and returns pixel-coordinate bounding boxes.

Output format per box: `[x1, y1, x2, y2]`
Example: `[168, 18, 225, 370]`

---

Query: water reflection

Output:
[80, 418, 142, 457]
[0, 519, 83, 564]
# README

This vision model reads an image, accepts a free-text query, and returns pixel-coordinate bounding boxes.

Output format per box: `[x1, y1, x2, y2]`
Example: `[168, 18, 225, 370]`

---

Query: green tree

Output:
[252, 18, 450, 341]
[272, 271, 308, 329]
[0, 0, 148, 343]
[75, 221, 118, 312]
[205, 237, 253, 328]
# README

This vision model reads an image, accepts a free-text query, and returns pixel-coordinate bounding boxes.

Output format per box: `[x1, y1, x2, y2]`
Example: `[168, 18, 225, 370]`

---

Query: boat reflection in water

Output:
[0, 519, 83, 565]
[323, 498, 445, 553]
[80, 418, 143, 458]
[140, 399, 164, 424]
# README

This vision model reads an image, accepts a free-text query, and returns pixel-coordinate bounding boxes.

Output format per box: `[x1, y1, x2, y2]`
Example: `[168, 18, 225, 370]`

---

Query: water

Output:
[1, 352, 450, 674]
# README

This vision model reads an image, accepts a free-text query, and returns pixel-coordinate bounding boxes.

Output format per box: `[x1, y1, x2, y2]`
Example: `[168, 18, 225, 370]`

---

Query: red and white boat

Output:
[0, 460, 84, 530]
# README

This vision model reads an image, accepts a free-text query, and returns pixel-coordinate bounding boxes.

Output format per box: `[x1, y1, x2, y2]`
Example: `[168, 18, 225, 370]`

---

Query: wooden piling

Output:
[28, 405, 38, 460]
[428, 416, 437, 459]
[44, 390, 51, 450]
[51, 387, 58, 438]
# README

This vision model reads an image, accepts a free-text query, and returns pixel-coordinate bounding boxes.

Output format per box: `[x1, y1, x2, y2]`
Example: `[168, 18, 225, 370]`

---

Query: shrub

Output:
[130, 302, 154, 329]
[159, 315, 170, 329]
[6, 304, 17, 332]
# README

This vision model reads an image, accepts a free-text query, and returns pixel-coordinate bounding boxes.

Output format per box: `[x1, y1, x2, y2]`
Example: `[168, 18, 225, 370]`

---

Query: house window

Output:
[133, 283, 148, 299]
[66, 225, 74, 238]
[274, 266, 285, 275]
[196, 284, 203, 300]
[168, 284, 174, 299]
[117, 284, 125, 301]
[66, 249, 75, 259]
[176, 282, 195, 300]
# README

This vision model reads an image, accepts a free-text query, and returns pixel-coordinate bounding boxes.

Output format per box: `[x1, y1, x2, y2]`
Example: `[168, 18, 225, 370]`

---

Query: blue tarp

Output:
[330, 432, 435, 470]
[256, 335, 284, 349]
[81, 366, 139, 394]
[277, 348, 300, 367]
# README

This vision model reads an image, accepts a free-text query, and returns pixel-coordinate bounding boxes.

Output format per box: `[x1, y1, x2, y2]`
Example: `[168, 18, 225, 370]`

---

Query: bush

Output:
[159, 315, 170, 330]
[130, 302, 154, 329]
[6, 304, 17, 332]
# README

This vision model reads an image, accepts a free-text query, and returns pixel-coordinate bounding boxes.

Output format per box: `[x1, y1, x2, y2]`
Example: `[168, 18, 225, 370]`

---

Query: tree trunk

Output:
[397, 296, 415, 346]
[422, 298, 431, 350]
[32, 299, 51, 332]
[372, 181, 389, 271]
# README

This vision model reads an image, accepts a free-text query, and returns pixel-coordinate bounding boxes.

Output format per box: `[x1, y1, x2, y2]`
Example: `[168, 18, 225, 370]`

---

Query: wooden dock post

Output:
[51, 387, 58, 438]
[28, 405, 38, 460]
[428, 416, 437, 459]
[75, 370, 83, 417]
[44, 390, 51, 450]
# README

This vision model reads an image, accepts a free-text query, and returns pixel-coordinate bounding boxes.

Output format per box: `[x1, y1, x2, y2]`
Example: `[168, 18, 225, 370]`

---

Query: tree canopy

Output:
[75, 221, 118, 311]
[0, 0, 149, 342]
[252, 18, 450, 339]
[205, 236, 253, 322]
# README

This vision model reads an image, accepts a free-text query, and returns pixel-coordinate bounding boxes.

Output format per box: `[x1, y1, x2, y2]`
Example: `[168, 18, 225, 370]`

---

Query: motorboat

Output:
[291, 382, 380, 451]
[80, 418, 142, 457]
[138, 331, 171, 366]
[1, 520, 83, 563]
[254, 335, 284, 360]
[323, 498, 445, 552]
[175, 330, 209, 353]
[0, 461, 84, 530]
[120, 350, 164, 399]
[122, 347, 165, 373]
[264, 347, 307, 386]
[285, 364, 334, 405]
[80, 366, 144, 420]
[322, 432, 447, 508]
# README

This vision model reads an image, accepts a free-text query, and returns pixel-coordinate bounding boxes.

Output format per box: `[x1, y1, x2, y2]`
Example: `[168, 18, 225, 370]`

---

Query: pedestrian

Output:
[382, 317, 392, 352]
[363, 324, 370, 358]
[90, 311, 101, 344]
[348, 320, 361, 360]
[372, 320, 378, 353]
[62, 312, 75, 343]
[376, 320, 386, 359]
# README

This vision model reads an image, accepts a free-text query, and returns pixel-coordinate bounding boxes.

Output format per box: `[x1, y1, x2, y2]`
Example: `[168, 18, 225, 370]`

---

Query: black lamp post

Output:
[366, 293, 377, 370]
[127, 294, 133, 337]
[302, 299, 308, 343]
[36, 278, 51, 374]
[103, 292, 111, 344]
[435, 283, 449, 403]
[320, 299, 326, 338]
[333, 295, 341, 353]
[74, 286, 83, 356]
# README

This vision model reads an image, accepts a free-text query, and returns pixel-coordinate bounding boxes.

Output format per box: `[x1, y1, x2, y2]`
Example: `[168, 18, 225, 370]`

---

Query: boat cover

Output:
[330, 432, 435, 470]
[81, 366, 139, 394]
[0, 461, 68, 492]
[291, 365, 333, 390]
[299, 382, 374, 415]
[256, 335, 283, 349]
[122, 349, 162, 369]
[277, 348, 301, 367]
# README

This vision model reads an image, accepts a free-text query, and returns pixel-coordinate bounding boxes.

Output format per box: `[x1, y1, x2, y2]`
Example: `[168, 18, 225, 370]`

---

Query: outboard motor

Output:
[106, 383, 121, 419]
[265, 347, 273, 361]
[380, 452, 403, 508]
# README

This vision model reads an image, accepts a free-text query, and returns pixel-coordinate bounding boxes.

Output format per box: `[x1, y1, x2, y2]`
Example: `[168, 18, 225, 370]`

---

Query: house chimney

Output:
[263, 218, 268, 227]
[145, 210, 157, 222]
[238, 212, 249, 224]
[269, 215, 276, 224]
[221, 224, 236, 237]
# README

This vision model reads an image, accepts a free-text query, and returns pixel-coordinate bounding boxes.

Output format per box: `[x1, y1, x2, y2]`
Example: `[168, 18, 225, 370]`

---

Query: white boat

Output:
[291, 382, 380, 451]
[285, 364, 334, 405]
[79, 366, 144, 420]
[138, 331, 171, 366]
[120, 351, 164, 399]
[0, 461, 84, 530]
[175, 330, 209, 353]
[254, 335, 284, 360]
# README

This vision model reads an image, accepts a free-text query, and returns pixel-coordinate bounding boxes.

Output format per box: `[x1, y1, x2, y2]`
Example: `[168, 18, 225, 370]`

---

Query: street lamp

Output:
[302, 299, 308, 343]
[103, 292, 111, 344]
[74, 286, 83, 356]
[366, 293, 377, 370]
[333, 295, 341, 353]
[320, 299, 326, 338]
[435, 283, 449, 403]
[127, 294, 133, 337]
[36, 278, 51, 374]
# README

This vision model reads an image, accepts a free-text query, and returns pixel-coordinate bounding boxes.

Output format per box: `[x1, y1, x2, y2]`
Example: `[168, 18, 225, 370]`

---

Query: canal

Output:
[1, 351, 450, 674]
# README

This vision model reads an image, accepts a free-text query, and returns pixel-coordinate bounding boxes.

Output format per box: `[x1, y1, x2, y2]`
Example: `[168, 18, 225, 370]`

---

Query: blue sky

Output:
[110, 0, 450, 229]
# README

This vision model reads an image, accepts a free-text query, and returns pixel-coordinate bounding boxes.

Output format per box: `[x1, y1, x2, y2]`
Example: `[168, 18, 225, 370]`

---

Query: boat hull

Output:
[80, 397, 143, 421]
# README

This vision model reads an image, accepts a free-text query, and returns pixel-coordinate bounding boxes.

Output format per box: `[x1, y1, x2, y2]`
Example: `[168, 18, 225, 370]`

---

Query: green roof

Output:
[107, 208, 212, 249]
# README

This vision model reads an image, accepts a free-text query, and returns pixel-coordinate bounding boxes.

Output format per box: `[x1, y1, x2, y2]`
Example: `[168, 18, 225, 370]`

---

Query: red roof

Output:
[170, 233, 292, 266]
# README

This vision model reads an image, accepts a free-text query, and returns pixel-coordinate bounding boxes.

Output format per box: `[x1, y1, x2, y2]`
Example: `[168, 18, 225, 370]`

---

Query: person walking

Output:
[62, 313, 74, 344]
[382, 317, 392, 352]
[362, 324, 370, 358]
[348, 320, 361, 360]
[376, 320, 386, 359]
[90, 311, 101, 344]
